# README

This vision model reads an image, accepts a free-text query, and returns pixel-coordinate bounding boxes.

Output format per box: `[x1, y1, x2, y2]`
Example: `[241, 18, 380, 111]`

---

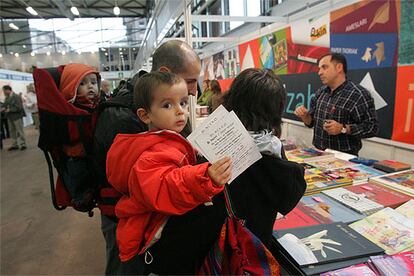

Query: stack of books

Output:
[373, 160, 411, 173]
[285, 147, 334, 163]
[369, 170, 414, 197]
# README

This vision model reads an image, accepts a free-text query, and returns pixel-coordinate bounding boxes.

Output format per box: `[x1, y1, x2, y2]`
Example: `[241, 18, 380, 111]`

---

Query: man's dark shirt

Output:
[307, 79, 378, 154]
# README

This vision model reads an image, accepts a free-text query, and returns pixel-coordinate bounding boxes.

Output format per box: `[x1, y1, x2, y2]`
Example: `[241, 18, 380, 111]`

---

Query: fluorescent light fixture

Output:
[101, 48, 106, 51]
[46, 51, 51, 56]
[0, 53, 3, 58]
[9, 23, 19, 30]
[22, 45, 26, 48]
[113, 6, 120, 16]
[62, 51, 66, 55]
[71, 6, 80, 16]
[30, 52, 35, 56]
[26, 6, 38, 16]
[14, 53, 19, 57]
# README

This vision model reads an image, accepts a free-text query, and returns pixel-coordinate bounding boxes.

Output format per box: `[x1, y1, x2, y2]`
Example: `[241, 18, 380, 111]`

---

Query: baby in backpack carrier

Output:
[60, 63, 100, 212]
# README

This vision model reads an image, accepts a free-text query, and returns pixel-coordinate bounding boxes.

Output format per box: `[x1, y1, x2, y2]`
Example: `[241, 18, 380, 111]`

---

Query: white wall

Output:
[281, 119, 414, 166]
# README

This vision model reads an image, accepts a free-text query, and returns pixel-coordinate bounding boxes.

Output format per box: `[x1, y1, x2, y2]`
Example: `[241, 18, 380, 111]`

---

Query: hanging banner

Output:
[330, 33, 398, 70]
[287, 43, 329, 74]
[223, 47, 240, 79]
[291, 13, 330, 47]
[331, 0, 398, 34]
[399, 0, 414, 65]
[238, 39, 261, 71]
[392, 66, 414, 144]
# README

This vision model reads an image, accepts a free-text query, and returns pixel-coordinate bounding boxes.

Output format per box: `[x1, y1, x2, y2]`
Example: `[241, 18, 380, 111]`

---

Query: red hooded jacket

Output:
[106, 130, 224, 262]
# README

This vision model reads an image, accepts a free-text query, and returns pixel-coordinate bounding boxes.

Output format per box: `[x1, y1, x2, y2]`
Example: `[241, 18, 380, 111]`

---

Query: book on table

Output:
[304, 168, 353, 195]
[369, 251, 414, 276]
[369, 169, 414, 197]
[322, 164, 384, 185]
[395, 199, 414, 220]
[273, 222, 384, 267]
[322, 187, 384, 216]
[349, 207, 414, 255]
[274, 194, 365, 230]
[343, 182, 412, 209]
[285, 147, 334, 163]
[306, 157, 355, 171]
[373, 160, 411, 173]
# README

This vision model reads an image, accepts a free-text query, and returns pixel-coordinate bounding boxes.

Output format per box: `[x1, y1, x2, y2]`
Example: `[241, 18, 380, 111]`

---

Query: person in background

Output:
[210, 79, 223, 112]
[111, 79, 126, 98]
[197, 79, 212, 107]
[25, 83, 39, 130]
[2, 85, 27, 151]
[1, 100, 10, 149]
[125, 68, 306, 275]
[100, 80, 112, 102]
[93, 39, 201, 275]
[294, 53, 378, 156]
[106, 72, 232, 274]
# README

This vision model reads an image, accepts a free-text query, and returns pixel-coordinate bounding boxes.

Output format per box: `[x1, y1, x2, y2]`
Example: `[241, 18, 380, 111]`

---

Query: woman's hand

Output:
[208, 157, 232, 187]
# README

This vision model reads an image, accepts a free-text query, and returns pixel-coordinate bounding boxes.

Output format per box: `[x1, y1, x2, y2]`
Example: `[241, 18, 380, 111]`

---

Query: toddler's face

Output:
[76, 73, 99, 103]
[146, 80, 189, 133]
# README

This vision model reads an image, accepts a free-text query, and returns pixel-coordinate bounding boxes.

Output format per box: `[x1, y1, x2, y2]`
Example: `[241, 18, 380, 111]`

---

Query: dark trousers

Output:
[101, 214, 122, 275]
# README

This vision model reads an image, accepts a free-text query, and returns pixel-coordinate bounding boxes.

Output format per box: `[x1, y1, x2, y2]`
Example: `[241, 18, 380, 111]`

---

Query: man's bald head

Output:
[151, 40, 201, 96]
[101, 80, 111, 94]
[151, 40, 200, 74]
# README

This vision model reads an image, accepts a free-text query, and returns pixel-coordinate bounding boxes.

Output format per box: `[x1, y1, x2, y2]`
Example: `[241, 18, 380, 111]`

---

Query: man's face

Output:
[318, 55, 341, 87]
[176, 59, 201, 96]
[3, 89, 11, 96]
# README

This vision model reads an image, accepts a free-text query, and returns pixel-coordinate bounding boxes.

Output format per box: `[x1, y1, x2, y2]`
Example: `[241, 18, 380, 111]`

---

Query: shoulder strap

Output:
[47, 67, 62, 87]
[223, 185, 236, 218]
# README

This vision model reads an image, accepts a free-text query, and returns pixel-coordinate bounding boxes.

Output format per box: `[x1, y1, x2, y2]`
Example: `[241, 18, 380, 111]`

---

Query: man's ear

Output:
[137, 108, 151, 125]
[158, 66, 171, 73]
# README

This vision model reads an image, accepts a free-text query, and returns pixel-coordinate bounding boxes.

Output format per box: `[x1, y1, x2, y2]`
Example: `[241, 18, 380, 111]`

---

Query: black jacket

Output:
[142, 155, 306, 274]
[93, 87, 147, 217]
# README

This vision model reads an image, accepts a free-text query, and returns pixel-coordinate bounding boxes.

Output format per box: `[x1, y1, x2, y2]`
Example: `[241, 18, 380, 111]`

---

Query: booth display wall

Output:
[201, 0, 414, 148]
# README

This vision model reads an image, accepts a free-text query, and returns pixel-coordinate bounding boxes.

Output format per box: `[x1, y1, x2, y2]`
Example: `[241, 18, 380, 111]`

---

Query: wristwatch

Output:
[341, 124, 347, 134]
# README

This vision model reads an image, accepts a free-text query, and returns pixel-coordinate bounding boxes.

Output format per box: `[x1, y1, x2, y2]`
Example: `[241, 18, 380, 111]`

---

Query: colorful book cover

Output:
[396, 200, 414, 220]
[274, 222, 384, 266]
[322, 188, 384, 215]
[302, 256, 370, 276]
[369, 252, 414, 276]
[285, 147, 334, 163]
[345, 183, 412, 209]
[373, 160, 411, 173]
[274, 194, 365, 230]
[323, 164, 384, 185]
[370, 170, 414, 197]
[321, 263, 377, 276]
[307, 157, 355, 171]
[305, 168, 353, 195]
[350, 208, 414, 255]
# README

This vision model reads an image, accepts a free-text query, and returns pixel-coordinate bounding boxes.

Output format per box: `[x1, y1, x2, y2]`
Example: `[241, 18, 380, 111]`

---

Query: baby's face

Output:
[77, 73, 99, 102]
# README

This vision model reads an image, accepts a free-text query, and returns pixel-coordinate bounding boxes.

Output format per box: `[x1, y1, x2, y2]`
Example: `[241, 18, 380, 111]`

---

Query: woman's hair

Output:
[223, 68, 286, 134]
[133, 71, 183, 111]
[210, 80, 221, 95]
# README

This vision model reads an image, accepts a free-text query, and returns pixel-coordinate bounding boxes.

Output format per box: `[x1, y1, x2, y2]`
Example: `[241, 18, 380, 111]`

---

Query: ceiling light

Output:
[71, 6, 80, 16]
[101, 48, 106, 51]
[46, 51, 51, 56]
[0, 53, 3, 58]
[30, 52, 35, 56]
[26, 6, 38, 16]
[22, 45, 26, 48]
[9, 23, 19, 30]
[49, 45, 52, 48]
[133, 48, 136, 50]
[77, 51, 82, 55]
[91, 51, 95, 54]
[113, 6, 120, 16]
[14, 53, 19, 57]
[62, 51, 66, 55]
[10, 52, 14, 54]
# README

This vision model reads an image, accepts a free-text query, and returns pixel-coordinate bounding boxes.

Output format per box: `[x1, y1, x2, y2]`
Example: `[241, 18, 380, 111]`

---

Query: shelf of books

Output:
[271, 145, 414, 275]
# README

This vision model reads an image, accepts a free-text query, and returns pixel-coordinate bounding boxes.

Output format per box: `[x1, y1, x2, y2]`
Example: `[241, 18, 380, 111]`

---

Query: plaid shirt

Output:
[307, 79, 378, 154]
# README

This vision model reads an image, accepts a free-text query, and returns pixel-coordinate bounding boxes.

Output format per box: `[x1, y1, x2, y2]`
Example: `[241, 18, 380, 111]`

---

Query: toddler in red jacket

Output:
[106, 72, 232, 263]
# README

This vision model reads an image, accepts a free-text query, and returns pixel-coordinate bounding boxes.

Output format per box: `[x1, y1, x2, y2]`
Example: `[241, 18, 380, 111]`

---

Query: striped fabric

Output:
[198, 187, 280, 275]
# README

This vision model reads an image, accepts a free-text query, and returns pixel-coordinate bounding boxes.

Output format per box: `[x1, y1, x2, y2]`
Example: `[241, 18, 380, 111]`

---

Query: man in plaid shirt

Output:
[294, 53, 378, 156]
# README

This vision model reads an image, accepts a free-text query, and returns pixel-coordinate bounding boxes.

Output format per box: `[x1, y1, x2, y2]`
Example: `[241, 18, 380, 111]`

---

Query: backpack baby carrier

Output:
[33, 66, 98, 216]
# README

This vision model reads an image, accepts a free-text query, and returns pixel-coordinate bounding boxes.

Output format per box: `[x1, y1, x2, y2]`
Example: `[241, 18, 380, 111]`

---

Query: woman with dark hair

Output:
[210, 79, 222, 112]
[124, 68, 306, 275]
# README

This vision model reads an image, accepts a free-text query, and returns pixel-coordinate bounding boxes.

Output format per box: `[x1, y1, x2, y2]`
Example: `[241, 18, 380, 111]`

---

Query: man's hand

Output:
[208, 157, 232, 187]
[323, 120, 344, 135]
[294, 105, 312, 125]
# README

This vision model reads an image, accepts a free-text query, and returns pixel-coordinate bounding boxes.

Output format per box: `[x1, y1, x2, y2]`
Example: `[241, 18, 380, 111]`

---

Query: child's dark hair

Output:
[223, 68, 286, 134]
[133, 71, 184, 111]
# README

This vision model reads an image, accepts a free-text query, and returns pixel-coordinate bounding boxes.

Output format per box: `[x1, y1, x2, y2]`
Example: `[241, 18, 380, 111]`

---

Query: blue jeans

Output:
[101, 214, 122, 275]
